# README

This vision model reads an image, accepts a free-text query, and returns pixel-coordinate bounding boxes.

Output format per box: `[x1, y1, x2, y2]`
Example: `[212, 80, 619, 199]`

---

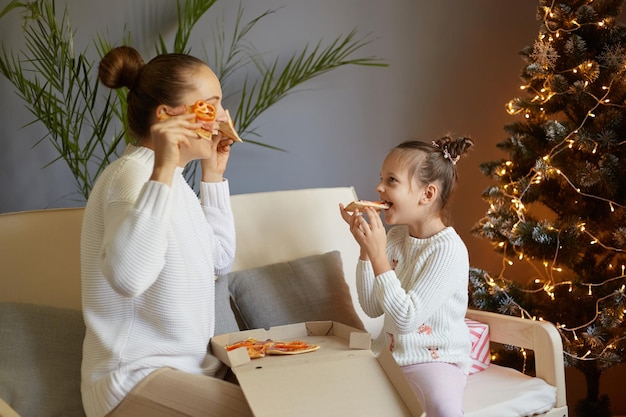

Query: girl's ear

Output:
[420, 183, 438, 204]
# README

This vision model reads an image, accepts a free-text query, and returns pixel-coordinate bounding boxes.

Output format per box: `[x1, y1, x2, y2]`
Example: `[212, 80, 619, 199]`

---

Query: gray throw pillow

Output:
[214, 274, 240, 335]
[227, 251, 364, 331]
[0, 302, 86, 417]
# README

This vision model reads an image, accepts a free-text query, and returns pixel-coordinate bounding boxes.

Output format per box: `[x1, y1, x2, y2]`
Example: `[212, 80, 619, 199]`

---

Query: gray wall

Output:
[3, 1, 626, 412]
[0, 0, 539, 276]
[0, 0, 539, 271]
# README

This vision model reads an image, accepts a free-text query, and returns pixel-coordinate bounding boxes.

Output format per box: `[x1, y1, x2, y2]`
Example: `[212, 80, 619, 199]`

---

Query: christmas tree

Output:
[470, 1, 626, 416]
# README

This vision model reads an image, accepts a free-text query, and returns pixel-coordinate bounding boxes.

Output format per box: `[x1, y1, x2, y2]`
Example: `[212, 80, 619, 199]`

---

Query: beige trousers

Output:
[107, 368, 254, 417]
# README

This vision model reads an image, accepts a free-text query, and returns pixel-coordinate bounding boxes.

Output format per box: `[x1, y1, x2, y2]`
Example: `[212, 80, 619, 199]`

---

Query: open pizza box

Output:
[211, 321, 425, 417]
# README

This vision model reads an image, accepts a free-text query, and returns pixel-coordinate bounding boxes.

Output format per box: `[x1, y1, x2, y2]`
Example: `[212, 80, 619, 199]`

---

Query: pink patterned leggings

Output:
[401, 362, 467, 417]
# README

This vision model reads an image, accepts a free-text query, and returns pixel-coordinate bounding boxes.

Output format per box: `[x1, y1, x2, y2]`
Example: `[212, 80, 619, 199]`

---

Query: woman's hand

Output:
[201, 134, 234, 183]
[149, 113, 200, 185]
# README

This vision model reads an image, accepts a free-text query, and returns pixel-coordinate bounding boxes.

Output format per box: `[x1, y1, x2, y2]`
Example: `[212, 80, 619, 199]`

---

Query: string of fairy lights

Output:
[482, 0, 626, 363]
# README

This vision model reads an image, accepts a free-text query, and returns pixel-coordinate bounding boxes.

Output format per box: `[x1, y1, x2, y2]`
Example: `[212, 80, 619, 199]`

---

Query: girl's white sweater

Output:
[357, 225, 472, 374]
[80, 145, 235, 417]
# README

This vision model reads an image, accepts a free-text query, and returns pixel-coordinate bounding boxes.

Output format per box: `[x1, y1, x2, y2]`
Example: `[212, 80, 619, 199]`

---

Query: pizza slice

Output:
[225, 338, 320, 359]
[344, 200, 390, 212]
[157, 100, 217, 139]
[265, 340, 320, 355]
[157, 101, 243, 142]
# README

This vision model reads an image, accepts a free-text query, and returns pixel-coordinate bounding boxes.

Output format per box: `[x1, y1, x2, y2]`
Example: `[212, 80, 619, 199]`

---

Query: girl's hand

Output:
[340, 203, 367, 259]
[201, 135, 234, 182]
[149, 113, 199, 185]
[353, 207, 387, 258]
[339, 203, 355, 225]
[340, 204, 389, 270]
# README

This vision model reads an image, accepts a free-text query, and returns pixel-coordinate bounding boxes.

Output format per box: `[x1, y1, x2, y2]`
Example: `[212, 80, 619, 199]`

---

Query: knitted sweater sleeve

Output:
[100, 180, 173, 298]
[356, 260, 384, 319]
[199, 179, 235, 276]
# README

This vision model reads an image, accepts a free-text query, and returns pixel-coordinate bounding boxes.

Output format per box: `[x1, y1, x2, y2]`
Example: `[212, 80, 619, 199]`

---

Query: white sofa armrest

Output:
[0, 398, 21, 417]
[465, 308, 567, 410]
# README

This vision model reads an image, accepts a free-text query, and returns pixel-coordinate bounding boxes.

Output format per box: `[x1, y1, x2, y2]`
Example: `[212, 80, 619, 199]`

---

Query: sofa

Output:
[0, 186, 568, 417]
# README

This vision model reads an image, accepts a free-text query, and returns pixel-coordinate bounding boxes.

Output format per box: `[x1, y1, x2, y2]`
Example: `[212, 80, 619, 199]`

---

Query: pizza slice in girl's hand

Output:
[344, 200, 390, 212]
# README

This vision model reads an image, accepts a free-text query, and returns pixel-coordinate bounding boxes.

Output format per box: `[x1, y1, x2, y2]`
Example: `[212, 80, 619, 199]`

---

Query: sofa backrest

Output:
[0, 207, 84, 310]
[0, 187, 384, 336]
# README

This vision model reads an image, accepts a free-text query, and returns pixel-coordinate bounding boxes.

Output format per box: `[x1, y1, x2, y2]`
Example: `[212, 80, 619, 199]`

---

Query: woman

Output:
[80, 46, 252, 417]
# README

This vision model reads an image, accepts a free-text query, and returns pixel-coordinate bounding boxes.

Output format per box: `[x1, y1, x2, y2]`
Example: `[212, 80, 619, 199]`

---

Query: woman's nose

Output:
[215, 104, 229, 123]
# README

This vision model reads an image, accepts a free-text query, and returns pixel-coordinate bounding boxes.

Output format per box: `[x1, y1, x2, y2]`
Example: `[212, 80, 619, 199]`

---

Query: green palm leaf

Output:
[0, 0, 387, 199]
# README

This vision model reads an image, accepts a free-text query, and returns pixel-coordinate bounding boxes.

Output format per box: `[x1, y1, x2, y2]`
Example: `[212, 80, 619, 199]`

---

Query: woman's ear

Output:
[155, 104, 168, 120]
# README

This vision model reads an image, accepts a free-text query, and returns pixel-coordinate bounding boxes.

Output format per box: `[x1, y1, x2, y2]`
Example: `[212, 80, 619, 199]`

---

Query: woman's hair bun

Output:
[98, 46, 144, 90]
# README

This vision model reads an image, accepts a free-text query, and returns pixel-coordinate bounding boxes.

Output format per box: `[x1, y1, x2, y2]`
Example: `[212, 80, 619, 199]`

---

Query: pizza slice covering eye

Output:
[157, 100, 243, 142]
[225, 338, 320, 359]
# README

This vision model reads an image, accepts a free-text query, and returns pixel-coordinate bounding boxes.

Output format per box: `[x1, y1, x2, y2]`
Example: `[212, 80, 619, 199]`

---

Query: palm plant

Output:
[0, 0, 125, 200]
[0, 0, 387, 200]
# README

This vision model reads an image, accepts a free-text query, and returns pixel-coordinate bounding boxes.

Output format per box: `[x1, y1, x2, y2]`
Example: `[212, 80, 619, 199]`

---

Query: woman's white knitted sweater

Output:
[357, 225, 472, 374]
[80, 145, 236, 417]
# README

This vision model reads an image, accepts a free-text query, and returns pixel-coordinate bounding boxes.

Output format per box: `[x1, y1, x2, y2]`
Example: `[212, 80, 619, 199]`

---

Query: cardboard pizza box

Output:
[211, 321, 424, 417]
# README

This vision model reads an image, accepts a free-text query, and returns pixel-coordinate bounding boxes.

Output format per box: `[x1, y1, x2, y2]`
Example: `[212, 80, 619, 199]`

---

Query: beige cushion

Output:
[464, 364, 556, 417]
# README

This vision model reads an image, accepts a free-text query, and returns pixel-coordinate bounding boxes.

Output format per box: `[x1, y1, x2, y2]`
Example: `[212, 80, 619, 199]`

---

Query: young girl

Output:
[340, 137, 475, 417]
[81, 46, 252, 417]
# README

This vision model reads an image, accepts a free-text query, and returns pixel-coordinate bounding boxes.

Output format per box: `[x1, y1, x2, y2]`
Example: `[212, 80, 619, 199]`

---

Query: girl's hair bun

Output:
[432, 136, 474, 165]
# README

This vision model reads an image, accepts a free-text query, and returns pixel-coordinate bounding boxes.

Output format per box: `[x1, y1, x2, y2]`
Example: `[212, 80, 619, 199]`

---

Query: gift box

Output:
[465, 318, 490, 374]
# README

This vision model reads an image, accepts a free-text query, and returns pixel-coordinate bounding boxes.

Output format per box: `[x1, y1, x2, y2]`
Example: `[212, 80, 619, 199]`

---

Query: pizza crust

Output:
[218, 109, 243, 142]
[344, 200, 389, 212]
